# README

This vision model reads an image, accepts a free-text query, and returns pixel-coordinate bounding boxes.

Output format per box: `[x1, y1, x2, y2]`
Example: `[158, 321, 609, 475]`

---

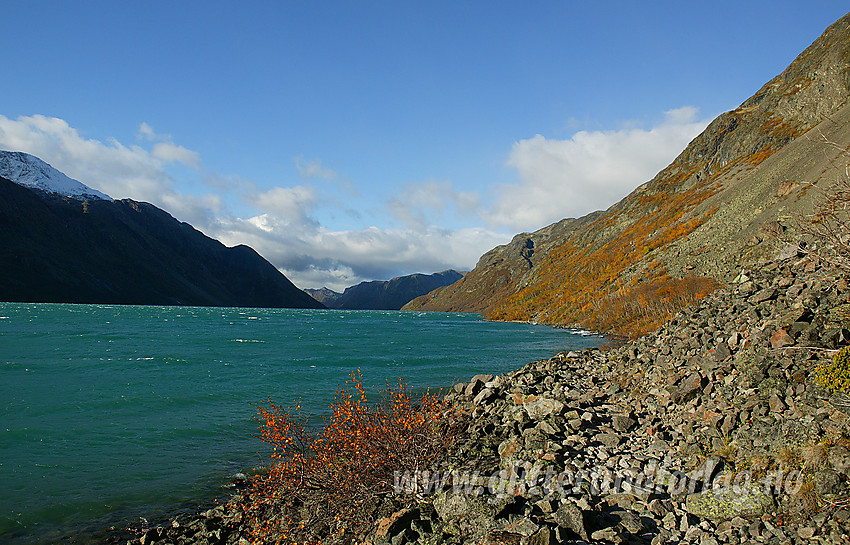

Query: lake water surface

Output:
[0, 304, 602, 543]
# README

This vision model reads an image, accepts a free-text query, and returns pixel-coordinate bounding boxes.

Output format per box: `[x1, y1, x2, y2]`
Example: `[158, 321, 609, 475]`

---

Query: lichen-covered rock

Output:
[595, 432, 623, 448]
[503, 517, 538, 537]
[432, 492, 507, 538]
[371, 508, 419, 545]
[611, 414, 636, 432]
[522, 398, 564, 420]
[670, 373, 703, 404]
[552, 502, 589, 540]
[829, 445, 850, 476]
[685, 485, 774, 521]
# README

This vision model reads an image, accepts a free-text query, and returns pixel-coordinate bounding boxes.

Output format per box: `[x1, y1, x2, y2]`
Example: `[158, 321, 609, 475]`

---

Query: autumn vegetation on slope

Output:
[485, 164, 722, 337]
[407, 14, 850, 339]
[408, 108, 815, 339]
[483, 74, 833, 339]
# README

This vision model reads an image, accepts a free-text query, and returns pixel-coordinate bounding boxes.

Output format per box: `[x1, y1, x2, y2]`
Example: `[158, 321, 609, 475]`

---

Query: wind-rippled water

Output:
[0, 303, 602, 543]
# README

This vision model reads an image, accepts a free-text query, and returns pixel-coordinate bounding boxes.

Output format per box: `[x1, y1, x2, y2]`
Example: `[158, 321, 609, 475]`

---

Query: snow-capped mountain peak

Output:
[0, 151, 111, 200]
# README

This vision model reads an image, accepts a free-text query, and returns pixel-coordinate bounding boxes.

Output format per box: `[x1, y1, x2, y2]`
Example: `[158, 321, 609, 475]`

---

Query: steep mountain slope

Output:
[405, 12, 850, 336]
[0, 151, 111, 200]
[0, 176, 324, 308]
[305, 287, 341, 306]
[308, 270, 464, 310]
[404, 216, 603, 314]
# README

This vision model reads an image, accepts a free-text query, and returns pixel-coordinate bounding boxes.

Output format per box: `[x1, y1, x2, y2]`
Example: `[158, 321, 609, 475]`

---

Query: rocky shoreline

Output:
[119, 254, 850, 545]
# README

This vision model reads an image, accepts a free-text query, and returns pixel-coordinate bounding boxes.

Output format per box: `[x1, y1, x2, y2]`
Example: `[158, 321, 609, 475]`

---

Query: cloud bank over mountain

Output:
[489, 107, 710, 230]
[0, 111, 708, 291]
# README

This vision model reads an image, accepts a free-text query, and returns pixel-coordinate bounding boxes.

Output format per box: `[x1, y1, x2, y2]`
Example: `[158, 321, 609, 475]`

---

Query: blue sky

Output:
[1, 1, 847, 290]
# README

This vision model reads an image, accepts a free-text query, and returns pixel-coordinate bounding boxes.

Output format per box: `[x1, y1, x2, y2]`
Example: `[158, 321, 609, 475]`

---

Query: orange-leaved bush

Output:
[243, 370, 453, 544]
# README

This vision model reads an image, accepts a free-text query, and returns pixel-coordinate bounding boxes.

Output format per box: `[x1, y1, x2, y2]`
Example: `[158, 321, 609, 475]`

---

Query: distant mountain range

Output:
[0, 152, 323, 309]
[406, 13, 850, 336]
[10, 12, 849, 322]
[306, 270, 464, 310]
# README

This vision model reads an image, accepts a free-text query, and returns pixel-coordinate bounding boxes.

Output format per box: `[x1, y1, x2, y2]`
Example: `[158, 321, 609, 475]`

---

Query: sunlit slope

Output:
[405, 13, 850, 337]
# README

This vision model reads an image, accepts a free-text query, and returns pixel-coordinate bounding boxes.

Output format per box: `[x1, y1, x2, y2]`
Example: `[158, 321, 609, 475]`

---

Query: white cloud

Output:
[0, 108, 710, 292]
[293, 155, 358, 198]
[294, 155, 337, 180]
[388, 180, 481, 229]
[285, 263, 360, 292]
[0, 114, 211, 227]
[664, 105, 701, 125]
[151, 141, 201, 167]
[484, 106, 710, 231]
[0, 114, 168, 198]
[247, 185, 320, 226]
[138, 122, 157, 141]
[388, 180, 450, 228]
[160, 192, 225, 226]
[138, 122, 201, 167]
[215, 219, 506, 292]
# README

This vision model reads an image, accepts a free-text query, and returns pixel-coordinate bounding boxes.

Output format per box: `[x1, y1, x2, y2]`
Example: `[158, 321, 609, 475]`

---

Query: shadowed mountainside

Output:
[0, 177, 324, 309]
[307, 270, 464, 310]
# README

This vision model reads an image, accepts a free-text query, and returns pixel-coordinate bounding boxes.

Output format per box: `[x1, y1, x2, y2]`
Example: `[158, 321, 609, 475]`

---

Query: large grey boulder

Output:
[685, 485, 774, 520]
[552, 502, 589, 540]
[523, 398, 565, 420]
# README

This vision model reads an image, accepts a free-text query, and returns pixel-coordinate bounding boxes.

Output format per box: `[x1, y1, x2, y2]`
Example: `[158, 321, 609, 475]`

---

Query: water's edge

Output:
[0, 304, 603, 544]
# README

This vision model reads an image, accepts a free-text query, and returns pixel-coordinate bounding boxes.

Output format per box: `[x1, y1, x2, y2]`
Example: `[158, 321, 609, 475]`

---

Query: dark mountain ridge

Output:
[307, 270, 464, 310]
[0, 176, 323, 308]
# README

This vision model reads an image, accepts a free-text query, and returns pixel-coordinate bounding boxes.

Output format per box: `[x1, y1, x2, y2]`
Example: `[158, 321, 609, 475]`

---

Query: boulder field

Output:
[123, 253, 850, 545]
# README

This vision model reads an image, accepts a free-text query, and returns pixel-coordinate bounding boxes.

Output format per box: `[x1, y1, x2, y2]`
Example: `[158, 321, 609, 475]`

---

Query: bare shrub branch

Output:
[794, 140, 850, 271]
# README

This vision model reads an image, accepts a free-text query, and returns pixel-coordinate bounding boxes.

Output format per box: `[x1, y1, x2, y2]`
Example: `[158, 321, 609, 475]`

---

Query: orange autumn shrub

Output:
[244, 371, 452, 544]
[587, 273, 718, 336]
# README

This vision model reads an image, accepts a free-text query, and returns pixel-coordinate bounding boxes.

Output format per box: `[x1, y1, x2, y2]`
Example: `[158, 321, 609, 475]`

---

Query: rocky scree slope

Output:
[405, 12, 850, 337]
[121, 255, 850, 545]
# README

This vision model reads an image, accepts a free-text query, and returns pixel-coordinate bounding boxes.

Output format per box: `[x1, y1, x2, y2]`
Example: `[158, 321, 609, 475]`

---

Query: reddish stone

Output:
[770, 328, 795, 348]
[374, 508, 417, 541]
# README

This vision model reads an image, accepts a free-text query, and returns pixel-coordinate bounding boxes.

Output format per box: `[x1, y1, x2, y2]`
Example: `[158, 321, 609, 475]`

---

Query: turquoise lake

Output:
[0, 303, 603, 544]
